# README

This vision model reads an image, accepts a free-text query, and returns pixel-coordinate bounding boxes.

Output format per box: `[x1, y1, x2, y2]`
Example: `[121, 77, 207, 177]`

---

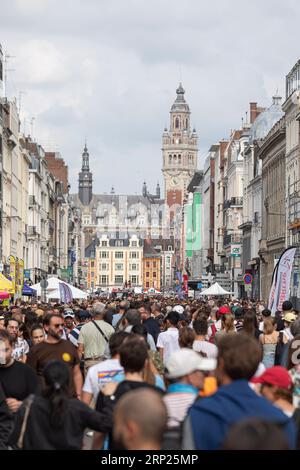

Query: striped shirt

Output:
[69, 323, 84, 348]
[164, 392, 197, 428]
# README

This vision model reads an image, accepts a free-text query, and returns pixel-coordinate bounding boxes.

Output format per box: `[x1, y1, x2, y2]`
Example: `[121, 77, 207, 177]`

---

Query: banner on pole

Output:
[268, 247, 296, 315]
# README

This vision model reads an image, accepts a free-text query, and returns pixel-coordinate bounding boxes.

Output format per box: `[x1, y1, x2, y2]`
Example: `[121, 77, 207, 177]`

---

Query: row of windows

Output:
[99, 263, 140, 271]
[99, 275, 140, 285]
[100, 240, 138, 247]
[145, 261, 157, 268]
[168, 154, 195, 165]
[174, 116, 188, 129]
[100, 251, 140, 259]
[146, 272, 157, 278]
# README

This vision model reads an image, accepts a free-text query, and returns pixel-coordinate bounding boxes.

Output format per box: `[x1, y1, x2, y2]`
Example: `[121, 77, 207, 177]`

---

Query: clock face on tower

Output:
[170, 176, 179, 187]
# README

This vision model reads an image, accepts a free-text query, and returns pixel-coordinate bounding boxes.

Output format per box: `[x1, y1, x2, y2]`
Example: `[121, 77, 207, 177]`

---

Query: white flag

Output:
[269, 247, 296, 315]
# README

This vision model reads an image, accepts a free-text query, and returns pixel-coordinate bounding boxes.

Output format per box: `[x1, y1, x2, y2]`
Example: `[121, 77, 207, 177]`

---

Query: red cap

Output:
[251, 366, 292, 389]
[219, 306, 231, 315]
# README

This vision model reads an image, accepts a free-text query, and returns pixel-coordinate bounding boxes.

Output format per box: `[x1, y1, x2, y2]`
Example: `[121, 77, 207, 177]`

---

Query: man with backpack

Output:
[163, 349, 216, 428]
[182, 333, 297, 450]
[112, 301, 130, 331]
[78, 303, 115, 375]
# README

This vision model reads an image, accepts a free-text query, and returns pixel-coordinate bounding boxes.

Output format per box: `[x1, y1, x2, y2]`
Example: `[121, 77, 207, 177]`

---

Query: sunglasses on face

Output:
[53, 323, 64, 328]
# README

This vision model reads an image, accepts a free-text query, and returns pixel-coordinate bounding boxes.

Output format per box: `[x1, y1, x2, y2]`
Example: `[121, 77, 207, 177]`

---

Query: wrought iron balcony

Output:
[223, 234, 242, 247]
[27, 226, 38, 237]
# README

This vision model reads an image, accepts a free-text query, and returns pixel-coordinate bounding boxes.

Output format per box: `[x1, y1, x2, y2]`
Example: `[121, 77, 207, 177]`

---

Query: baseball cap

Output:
[165, 348, 216, 379]
[219, 306, 231, 315]
[284, 312, 297, 323]
[173, 305, 184, 315]
[63, 310, 75, 319]
[251, 366, 292, 389]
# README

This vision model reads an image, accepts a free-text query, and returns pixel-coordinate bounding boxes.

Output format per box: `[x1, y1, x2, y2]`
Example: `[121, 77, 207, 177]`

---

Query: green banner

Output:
[60, 269, 69, 280]
[185, 202, 193, 258]
[193, 192, 202, 251]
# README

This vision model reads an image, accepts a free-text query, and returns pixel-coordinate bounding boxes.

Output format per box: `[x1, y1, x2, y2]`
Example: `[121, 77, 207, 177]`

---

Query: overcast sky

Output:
[1, 0, 300, 195]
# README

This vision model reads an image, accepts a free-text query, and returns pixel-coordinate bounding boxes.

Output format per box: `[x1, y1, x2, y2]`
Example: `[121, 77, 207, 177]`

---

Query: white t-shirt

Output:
[157, 328, 180, 365]
[207, 319, 222, 339]
[193, 340, 218, 359]
[82, 358, 124, 401]
[12, 338, 29, 361]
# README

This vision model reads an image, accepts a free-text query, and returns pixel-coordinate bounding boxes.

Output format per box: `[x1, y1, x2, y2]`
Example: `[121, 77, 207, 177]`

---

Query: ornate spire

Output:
[142, 181, 147, 197]
[171, 82, 190, 113]
[82, 142, 89, 171]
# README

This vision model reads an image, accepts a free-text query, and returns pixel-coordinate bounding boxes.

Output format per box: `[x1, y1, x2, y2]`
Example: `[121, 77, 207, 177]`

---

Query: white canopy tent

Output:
[146, 288, 161, 295]
[199, 282, 233, 297]
[31, 277, 88, 300]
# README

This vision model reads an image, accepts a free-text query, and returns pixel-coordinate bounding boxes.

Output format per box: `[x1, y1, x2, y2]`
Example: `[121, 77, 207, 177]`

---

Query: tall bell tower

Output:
[162, 83, 198, 208]
[78, 143, 93, 205]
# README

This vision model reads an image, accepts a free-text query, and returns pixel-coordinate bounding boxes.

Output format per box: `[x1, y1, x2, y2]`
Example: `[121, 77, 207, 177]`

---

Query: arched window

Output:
[173, 155, 177, 164]
[175, 117, 179, 129]
[169, 155, 172, 165]
[178, 155, 182, 165]
[186, 119, 188, 129]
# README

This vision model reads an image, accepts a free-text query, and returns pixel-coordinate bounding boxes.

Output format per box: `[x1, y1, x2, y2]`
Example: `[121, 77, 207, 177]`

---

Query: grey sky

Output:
[1, 0, 300, 195]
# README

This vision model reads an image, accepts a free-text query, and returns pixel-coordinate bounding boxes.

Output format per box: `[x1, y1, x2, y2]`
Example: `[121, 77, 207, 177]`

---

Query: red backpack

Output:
[209, 323, 217, 344]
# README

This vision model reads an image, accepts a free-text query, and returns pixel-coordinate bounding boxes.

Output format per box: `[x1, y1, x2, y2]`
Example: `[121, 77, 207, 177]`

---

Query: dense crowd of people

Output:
[0, 294, 300, 450]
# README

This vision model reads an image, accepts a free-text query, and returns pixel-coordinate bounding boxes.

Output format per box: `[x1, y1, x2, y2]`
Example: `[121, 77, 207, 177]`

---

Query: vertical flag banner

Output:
[268, 262, 279, 314]
[8, 256, 16, 295]
[17, 259, 24, 297]
[183, 274, 188, 295]
[59, 282, 67, 303]
[269, 247, 296, 315]
[64, 283, 73, 303]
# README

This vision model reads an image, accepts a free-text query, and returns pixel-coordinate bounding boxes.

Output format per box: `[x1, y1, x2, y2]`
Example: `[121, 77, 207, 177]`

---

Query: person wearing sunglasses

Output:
[27, 314, 83, 400]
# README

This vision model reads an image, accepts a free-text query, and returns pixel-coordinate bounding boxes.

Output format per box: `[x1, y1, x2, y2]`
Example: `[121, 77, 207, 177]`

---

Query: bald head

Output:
[113, 388, 167, 450]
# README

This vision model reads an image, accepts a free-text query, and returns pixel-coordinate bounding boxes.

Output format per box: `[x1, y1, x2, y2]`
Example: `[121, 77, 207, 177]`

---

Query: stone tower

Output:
[78, 143, 93, 205]
[162, 83, 198, 207]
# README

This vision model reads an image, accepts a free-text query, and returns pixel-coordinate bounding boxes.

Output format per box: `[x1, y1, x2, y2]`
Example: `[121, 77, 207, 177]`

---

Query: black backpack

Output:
[161, 418, 185, 450]
[275, 332, 289, 366]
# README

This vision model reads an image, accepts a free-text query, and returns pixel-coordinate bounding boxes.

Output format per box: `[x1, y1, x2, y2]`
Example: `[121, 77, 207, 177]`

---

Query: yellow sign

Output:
[17, 259, 24, 297]
[8, 256, 16, 294]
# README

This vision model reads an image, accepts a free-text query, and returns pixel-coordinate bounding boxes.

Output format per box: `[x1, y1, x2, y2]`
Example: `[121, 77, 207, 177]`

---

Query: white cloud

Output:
[1, 0, 300, 195]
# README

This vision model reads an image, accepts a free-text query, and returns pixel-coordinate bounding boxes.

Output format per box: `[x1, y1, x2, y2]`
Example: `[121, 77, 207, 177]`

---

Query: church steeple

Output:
[82, 142, 90, 171]
[162, 84, 198, 207]
[78, 143, 93, 205]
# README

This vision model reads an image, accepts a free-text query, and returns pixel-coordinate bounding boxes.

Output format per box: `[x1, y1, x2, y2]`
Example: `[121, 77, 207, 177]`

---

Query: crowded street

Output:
[2, 0, 300, 459]
[0, 294, 300, 450]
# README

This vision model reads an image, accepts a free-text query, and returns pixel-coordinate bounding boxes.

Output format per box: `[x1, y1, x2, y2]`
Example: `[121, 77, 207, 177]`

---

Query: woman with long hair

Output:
[9, 361, 113, 449]
[214, 314, 236, 346]
[242, 310, 262, 340]
[260, 317, 279, 369]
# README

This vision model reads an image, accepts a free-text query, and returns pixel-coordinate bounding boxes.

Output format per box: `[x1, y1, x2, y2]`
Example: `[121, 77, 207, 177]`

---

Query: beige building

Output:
[93, 234, 143, 291]
[259, 117, 286, 301]
[282, 60, 300, 306]
[1, 99, 29, 269]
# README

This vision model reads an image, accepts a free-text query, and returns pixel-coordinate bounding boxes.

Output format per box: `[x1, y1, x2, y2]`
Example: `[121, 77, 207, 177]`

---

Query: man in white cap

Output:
[163, 348, 216, 428]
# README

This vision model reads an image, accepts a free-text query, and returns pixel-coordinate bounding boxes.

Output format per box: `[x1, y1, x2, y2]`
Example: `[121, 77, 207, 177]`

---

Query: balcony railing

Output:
[27, 226, 38, 237]
[29, 195, 37, 206]
[223, 197, 243, 210]
[231, 197, 243, 207]
[49, 246, 57, 258]
[49, 219, 55, 233]
[223, 234, 242, 247]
